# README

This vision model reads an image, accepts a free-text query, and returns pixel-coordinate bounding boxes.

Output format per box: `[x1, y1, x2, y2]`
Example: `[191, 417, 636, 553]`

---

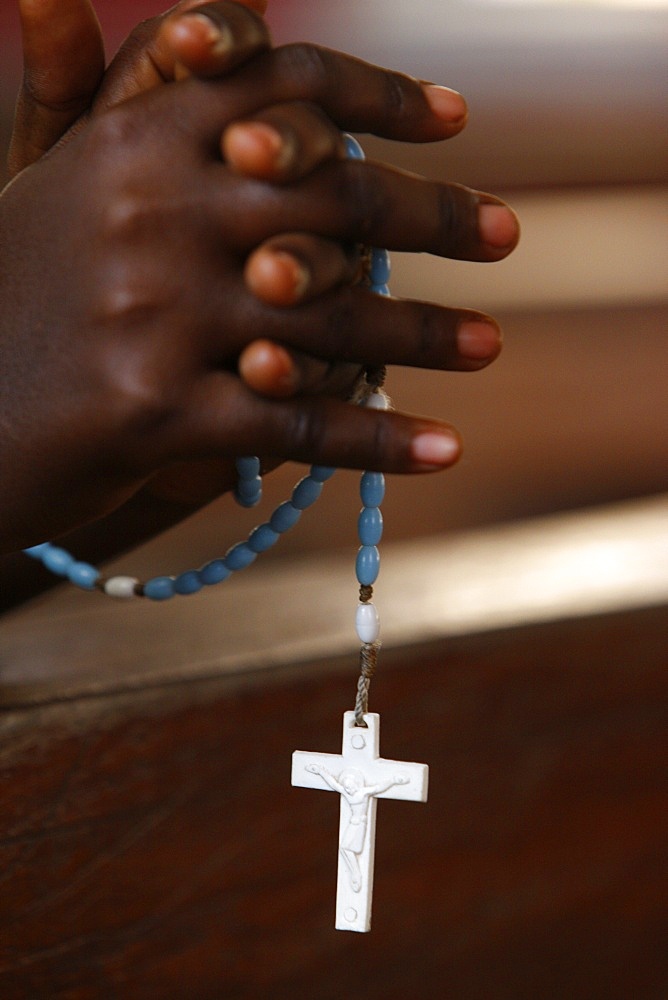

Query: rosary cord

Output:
[354, 640, 380, 727]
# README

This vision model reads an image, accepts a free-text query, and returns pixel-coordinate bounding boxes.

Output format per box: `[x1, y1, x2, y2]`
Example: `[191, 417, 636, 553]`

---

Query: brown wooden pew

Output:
[1, 497, 667, 999]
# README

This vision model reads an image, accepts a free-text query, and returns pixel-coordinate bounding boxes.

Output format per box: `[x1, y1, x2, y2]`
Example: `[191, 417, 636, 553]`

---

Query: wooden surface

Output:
[1, 500, 667, 998]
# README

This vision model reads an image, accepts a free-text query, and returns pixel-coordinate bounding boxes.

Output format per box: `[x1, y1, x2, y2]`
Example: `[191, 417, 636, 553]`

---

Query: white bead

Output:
[365, 389, 391, 411]
[104, 575, 140, 599]
[356, 602, 380, 643]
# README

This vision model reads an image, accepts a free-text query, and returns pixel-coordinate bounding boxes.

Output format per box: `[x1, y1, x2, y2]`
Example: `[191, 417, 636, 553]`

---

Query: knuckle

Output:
[324, 292, 359, 360]
[277, 43, 329, 96]
[417, 305, 445, 364]
[343, 164, 389, 243]
[86, 105, 141, 162]
[381, 70, 409, 118]
[99, 348, 179, 441]
[287, 401, 329, 459]
[437, 183, 479, 257]
[368, 413, 392, 469]
[101, 192, 152, 243]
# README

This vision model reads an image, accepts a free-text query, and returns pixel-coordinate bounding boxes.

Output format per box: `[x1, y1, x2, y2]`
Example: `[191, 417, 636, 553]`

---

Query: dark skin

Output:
[0, 2, 519, 609]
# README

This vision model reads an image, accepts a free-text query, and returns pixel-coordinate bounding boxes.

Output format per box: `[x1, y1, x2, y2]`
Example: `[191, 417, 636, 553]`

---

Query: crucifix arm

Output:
[369, 773, 409, 796]
[305, 762, 343, 793]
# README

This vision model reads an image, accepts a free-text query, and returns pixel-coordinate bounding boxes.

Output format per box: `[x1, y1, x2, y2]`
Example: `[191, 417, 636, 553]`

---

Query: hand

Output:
[8, 0, 269, 177]
[7, 0, 462, 450]
[0, 45, 518, 554]
[10, 0, 328, 401]
[8, 1, 508, 429]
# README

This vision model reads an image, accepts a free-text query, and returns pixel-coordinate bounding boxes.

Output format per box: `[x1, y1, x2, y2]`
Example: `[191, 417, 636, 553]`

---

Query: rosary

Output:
[23, 136, 429, 934]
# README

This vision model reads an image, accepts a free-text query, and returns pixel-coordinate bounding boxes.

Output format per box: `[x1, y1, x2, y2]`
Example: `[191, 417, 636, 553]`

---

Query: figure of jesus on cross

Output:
[292, 712, 429, 932]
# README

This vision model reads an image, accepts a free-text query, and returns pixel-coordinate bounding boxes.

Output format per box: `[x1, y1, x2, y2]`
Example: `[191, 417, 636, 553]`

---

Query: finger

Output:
[214, 160, 519, 264]
[173, 375, 463, 475]
[164, 42, 468, 146]
[94, 1, 271, 111]
[223, 102, 345, 182]
[239, 339, 361, 399]
[8, 0, 104, 176]
[244, 234, 357, 306]
[219, 287, 503, 374]
[161, 0, 271, 80]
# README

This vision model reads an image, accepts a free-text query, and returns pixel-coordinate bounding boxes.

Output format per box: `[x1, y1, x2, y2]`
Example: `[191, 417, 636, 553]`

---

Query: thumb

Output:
[8, 0, 104, 177]
[93, 1, 271, 112]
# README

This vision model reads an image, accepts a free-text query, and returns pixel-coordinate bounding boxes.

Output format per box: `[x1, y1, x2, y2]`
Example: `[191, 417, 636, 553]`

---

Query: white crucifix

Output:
[292, 711, 429, 933]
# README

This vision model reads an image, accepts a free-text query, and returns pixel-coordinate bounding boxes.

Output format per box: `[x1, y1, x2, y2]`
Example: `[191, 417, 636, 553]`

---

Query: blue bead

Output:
[356, 545, 380, 586]
[344, 134, 365, 160]
[68, 561, 99, 590]
[370, 248, 391, 284]
[309, 465, 337, 483]
[235, 477, 262, 497]
[370, 283, 390, 297]
[43, 546, 74, 576]
[144, 576, 176, 601]
[23, 543, 50, 560]
[248, 523, 280, 553]
[270, 501, 302, 533]
[234, 476, 262, 508]
[174, 570, 203, 595]
[199, 560, 231, 586]
[235, 456, 261, 479]
[292, 476, 323, 510]
[358, 507, 383, 545]
[224, 543, 257, 571]
[360, 471, 385, 508]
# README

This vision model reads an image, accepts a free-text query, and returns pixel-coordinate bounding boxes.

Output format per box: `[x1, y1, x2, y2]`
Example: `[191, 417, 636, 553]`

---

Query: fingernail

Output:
[478, 203, 520, 251]
[224, 121, 292, 178]
[457, 319, 502, 361]
[272, 251, 310, 301]
[183, 12, 232, 56]
[246, 122, 286, 162]
[423, 85, 467, 124]
[411, 430, 461, 468]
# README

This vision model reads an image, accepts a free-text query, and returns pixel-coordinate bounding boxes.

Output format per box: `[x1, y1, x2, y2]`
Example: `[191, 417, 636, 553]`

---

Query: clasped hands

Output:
[0, 0, 519, 553]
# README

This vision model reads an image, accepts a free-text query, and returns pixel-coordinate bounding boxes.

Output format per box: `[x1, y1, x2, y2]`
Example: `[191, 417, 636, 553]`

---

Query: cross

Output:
[292, 711, 429, 933]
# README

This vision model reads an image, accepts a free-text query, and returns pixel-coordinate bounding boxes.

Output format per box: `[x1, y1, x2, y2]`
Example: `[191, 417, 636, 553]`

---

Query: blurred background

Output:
[1, 0, 666, 569]
[0, 8, 666, 993]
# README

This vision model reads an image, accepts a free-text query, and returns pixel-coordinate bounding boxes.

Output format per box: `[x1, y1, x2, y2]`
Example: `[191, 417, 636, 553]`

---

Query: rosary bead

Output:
[356, 545, 380, 586]
[199, 559, 231, 586]
[248, 523, 280, 553]
[234, 476, 262, 508]
[270, 501, 302, 533]
[234, 456, 262, 507]
[292, 476, 323, 510]
[365, 391, 390, 411]
[360, 471, 385, 508]
[309, 465, 337, 482]
[235, 456, 260, 478]
[42, 545, 74, 576]
[144, 576, 177, 601]
[224, 542, 257, 571]
[355, 602, 380, 644]
[23, 543, 50, 560]
[68, 561, 99, 590]
[369, 248, 391, 285]
[358, 507, 383, 546]
[174, 570, 204, 596]
[370, 283, 390, 297]
[344, 134, 365, 160]
[103, 575, 140, 599]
